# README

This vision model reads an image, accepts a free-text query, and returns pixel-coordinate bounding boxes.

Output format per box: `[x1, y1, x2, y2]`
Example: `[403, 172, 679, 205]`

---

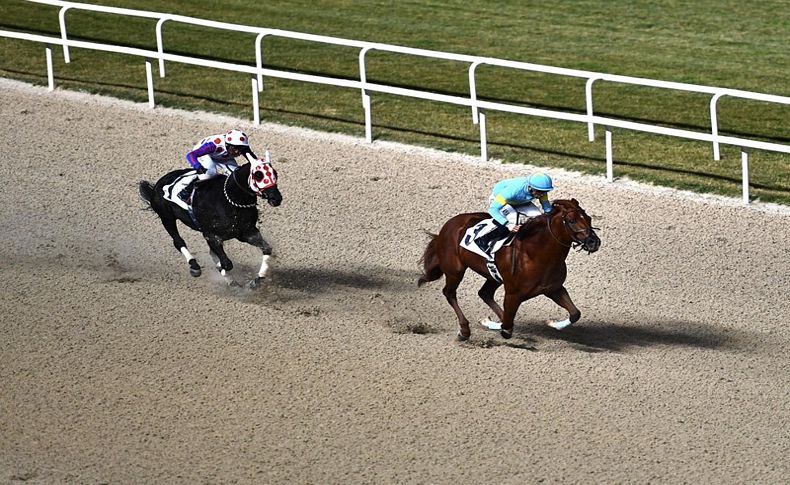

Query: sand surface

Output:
[1, 80, 788, 484]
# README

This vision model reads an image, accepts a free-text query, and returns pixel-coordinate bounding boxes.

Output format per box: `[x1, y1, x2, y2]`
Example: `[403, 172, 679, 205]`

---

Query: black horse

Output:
[139, 158, 282, 287]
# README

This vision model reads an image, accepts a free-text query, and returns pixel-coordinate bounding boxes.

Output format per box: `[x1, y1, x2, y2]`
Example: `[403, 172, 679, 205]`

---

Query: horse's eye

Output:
[253, 171, 264, 181]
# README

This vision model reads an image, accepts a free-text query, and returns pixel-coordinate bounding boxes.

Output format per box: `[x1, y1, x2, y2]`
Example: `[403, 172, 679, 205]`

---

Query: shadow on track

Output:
[525, 320, 755, 353]
[271, 266, 415, 293]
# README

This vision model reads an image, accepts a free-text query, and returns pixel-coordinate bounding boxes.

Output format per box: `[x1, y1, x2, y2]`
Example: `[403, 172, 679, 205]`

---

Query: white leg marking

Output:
[480, 318, 502, 330]
[257, 254, 270, 278]
[548, 318, 572, 330]
[180, 247, 194, 262]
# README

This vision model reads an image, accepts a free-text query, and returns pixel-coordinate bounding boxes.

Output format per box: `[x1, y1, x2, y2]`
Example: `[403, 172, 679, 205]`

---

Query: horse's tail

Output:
[417, 232, 443, 287]
[138, 180, 155, 208]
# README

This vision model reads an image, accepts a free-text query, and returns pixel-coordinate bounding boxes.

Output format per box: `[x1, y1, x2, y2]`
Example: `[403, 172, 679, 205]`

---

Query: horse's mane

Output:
[514, 214, 547, 240]
[515, 199, 579, 240]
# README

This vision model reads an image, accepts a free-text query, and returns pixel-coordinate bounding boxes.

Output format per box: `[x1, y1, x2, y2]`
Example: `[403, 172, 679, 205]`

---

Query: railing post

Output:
[156, 18, 168, 78]
[586, 77, 599, 141]
[469, 61, 488, 161]
[255, 32, 269, 92]
[58, 6, 72, 63]
[469, 61, 482, 124]
[605, 126, 614, 181]
[359, 46, 373, 143]
[45, 45, 55, 91]
[741, 148, 750, 204]
[710, 92, 724, 161]
[479, 109, 488, 162]
[251, 76, 260, 125]
[145, 58, 155, 108]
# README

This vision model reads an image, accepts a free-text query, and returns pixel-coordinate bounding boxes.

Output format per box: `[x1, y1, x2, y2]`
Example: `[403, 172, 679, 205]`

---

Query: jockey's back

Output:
[193, 133, 236, 163]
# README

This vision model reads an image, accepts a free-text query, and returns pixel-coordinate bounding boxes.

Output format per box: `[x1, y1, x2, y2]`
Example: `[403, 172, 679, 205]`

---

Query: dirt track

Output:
[1, 80, 789, 484]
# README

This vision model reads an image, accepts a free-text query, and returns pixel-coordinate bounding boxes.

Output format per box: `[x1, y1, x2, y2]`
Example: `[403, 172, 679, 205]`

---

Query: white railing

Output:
[4, 0, 790, 204]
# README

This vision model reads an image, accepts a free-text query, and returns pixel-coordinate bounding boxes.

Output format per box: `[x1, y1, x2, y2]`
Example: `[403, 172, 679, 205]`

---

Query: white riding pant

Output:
[196, 156, 238, 180]
[488, 197, 542, 228]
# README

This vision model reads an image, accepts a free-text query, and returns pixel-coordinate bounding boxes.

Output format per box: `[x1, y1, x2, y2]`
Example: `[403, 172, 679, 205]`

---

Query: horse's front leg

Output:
[478, 279, 504, 327]
[204, 234, 233, 277]
[545, 286, 581, 330]
[240, 228, 272, 289]
[499, 291, 523, 339]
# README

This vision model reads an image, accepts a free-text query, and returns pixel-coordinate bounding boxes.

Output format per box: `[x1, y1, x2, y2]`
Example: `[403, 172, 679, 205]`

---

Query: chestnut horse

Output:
[418, 198, 600, 340]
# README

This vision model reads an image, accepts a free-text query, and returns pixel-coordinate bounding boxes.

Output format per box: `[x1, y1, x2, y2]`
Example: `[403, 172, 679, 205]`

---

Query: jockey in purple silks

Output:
[474, 172, 555, 255]
[179, 129, 259, 203]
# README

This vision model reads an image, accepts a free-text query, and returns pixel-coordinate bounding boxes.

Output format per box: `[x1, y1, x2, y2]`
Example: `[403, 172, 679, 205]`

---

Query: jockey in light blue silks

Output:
[178, 129, 259, 203]
[474, 172, 555, 255]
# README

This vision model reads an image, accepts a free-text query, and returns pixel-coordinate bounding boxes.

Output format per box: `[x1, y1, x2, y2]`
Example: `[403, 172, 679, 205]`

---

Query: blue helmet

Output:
[526, 172, 554, 192]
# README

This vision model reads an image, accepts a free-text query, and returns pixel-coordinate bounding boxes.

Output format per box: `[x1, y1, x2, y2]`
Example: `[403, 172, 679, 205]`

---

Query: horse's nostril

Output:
[587, 236, 601, 251]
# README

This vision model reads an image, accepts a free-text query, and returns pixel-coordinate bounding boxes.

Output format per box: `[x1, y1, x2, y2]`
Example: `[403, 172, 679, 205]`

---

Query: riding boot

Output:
[474, 224, 510, 254]
[178, 179, 196, 205]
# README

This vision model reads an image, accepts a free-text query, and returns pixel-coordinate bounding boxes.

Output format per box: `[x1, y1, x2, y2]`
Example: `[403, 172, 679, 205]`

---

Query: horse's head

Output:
[549, 199, 600, 253]
[248, 157, 282, 207]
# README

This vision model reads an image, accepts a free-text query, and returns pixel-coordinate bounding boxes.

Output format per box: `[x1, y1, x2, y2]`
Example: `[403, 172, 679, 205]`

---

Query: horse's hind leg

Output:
[442, 272, 471, 341]
[240, 228, 272, 289]
[161, 217, 201, 277]
[478, 279, 504, 321]
[545, 286, 581, 330]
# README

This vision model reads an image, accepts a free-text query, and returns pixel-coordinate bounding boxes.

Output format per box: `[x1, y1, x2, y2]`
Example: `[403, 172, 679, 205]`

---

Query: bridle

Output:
[547, 208, 598, 251]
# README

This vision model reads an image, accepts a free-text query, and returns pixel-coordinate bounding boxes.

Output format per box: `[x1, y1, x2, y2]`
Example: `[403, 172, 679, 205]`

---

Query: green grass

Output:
[2, 0, 788, 204]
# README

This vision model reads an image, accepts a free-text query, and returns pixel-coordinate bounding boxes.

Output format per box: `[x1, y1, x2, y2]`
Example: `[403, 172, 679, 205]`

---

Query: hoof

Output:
[457, 331, 470, 342]
[248, 276, 263, 289]
[500, 329, 512, 339]
[188, 259, 201, 277]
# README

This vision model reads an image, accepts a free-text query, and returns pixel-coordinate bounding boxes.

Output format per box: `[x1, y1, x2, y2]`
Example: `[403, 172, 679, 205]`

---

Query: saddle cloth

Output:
[162, 170, 199, 211]
[460, 219, 515, 282]
[461, 219, 514, 259]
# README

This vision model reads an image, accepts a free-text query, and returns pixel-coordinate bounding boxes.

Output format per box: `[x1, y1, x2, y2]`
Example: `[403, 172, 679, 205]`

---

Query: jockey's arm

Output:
[488, 194, 511, 227]
[185, 142, 217, 170]
[538, 195, 552, 213]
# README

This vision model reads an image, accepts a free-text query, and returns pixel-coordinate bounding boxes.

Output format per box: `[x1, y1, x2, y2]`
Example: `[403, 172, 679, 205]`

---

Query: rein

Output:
[223, 170, 257, 209]
[547, 210, 586, 249]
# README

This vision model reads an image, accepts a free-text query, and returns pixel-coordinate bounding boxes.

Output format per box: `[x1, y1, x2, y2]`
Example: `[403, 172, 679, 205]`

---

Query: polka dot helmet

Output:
[224, 129, 249, 147]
